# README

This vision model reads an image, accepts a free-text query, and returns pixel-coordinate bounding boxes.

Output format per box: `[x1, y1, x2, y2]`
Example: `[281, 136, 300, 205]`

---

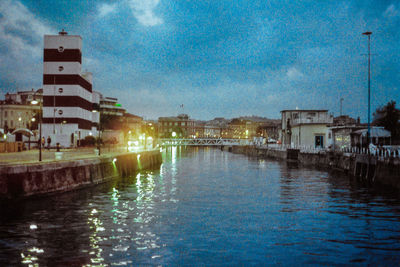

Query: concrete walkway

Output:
[0, 146, 131, 166]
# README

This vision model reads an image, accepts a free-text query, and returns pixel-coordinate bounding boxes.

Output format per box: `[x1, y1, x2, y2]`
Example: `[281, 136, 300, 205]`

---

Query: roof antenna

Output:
[59, 29, 68, 35]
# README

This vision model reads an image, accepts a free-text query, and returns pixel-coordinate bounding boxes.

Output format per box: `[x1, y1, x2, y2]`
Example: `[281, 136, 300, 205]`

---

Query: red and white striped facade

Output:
[42, 31, 99, 147]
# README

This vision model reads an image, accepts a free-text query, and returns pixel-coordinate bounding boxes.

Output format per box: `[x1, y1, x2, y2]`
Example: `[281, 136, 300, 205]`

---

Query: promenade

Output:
[0, 146, 129, 166]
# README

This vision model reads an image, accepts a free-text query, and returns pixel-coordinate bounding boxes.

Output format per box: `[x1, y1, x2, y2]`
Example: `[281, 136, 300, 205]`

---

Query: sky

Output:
[0, 0, 399, 121]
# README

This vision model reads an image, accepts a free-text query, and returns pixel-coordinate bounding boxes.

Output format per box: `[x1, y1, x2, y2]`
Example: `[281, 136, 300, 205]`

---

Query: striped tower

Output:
[43, 30, 94, 147]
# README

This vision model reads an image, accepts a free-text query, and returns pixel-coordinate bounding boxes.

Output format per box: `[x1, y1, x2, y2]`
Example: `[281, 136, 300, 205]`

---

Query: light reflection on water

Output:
[0, 147, 400, 266]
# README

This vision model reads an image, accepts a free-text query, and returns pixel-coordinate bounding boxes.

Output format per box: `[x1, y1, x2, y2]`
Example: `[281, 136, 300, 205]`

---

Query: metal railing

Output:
[159, 138, 250, 146]
[256, 143, 400, 159]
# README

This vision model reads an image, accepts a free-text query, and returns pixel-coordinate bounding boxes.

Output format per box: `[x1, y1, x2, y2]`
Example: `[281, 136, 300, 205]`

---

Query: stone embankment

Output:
[0, 150, 162, 199]
[226, 146, 400, 189]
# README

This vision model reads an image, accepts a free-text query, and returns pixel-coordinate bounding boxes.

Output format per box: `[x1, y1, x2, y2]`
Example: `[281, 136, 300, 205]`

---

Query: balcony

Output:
[291, 117, 333, 125]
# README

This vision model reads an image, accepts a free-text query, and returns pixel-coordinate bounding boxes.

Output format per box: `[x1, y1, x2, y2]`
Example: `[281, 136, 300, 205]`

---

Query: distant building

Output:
[281, 109, 333, 148]
[124, 113, 142, 138]
[42, 30, 97, 147]
[351, 127, 391, 147]
[227, 118, 261, 139]
[257, 120, 281, 141]
[4, 89, 42, 105]
[158, 114, 195, 138]
[329, 115, 363, 150]
[0, 89, 42, 133]
[100, 96, 126, 116]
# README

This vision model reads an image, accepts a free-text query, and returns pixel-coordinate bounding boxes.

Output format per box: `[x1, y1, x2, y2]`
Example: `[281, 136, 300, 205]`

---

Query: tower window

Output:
[58, 110, 63, 115]
[58, 88, 63, 93]
[58, 46, 64, 52]
[58, 66, 64, 72]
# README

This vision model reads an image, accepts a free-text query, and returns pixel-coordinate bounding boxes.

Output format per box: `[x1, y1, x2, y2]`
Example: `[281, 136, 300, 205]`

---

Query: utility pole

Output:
[362, 31, 372, 145]
[340, 97, 344, 116]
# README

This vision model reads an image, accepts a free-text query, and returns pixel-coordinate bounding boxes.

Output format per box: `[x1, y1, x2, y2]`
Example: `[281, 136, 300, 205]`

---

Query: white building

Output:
[281, 109, 333, 148]
[42, 30, 98, 147]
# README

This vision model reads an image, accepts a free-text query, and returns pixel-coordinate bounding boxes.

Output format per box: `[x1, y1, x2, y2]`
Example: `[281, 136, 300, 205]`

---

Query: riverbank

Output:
[227, 146, 400, 189]
[0, 149, 162, 199]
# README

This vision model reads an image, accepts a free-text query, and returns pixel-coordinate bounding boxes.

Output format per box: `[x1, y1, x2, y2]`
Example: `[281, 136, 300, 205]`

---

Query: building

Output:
[4, 89, 42, 105]
[281, 109, 333, 148]
[257, 120, 281, 141]
[42, 30, 97, 147]
[158, 114, 195, 138]
[100, 96, 126, 116]
[329, 115, 363, 150]
[351, 127, 391, 147]
[0, 89, 42, 133]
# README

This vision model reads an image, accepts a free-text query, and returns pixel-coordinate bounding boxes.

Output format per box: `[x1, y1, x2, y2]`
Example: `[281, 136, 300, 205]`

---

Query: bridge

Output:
[158, 138, 250, 146]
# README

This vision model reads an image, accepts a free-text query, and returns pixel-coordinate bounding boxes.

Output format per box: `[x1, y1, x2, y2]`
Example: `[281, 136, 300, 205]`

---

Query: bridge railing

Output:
[158, 138, 250, 146]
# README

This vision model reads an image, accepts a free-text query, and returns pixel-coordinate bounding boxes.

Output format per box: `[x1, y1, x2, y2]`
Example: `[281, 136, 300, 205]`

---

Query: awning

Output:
[11, 128, 34, 137]
[353, 127, 391, 138]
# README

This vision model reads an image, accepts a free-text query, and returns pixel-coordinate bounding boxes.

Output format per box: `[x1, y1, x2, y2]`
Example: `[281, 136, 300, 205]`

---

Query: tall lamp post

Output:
[92, 109, 101, 155]
[362, 31, 372, 145]
[31, 96, 42, 161]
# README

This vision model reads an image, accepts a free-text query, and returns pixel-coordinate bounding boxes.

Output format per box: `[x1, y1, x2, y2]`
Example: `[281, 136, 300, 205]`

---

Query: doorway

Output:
[315, 135, 324, 148]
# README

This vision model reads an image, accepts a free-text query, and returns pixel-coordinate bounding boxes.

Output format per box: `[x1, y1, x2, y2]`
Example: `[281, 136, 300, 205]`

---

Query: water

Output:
[1, 147, 400, 266]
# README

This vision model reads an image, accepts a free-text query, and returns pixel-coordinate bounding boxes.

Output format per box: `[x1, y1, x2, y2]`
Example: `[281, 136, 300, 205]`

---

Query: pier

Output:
[0, 147, 162, 199]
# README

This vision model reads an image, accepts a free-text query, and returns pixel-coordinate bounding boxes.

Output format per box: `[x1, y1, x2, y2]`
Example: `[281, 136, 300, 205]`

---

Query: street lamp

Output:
[362, 31, 372, 145]
[31, 98, 42, 161]
[92, 109, 101, 155]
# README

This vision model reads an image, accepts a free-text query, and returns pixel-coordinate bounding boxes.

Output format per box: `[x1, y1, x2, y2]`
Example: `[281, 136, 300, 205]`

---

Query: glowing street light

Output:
[31, 98, 42, 161]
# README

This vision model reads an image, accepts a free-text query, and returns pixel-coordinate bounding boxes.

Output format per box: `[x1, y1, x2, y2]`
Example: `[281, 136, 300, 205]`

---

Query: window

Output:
[11, 111, 13, 116]
[4, 111, 7, 117]
[175, 122, 178, 126]
[307, 112, 316, 117]
[10, 120, 13, 127]
[58, 46, 64, 52]
[182, 122, 186, 126]
[58, 66, 64, 72]
[293, 113, 298, 119]
[58, 88, 63, 93]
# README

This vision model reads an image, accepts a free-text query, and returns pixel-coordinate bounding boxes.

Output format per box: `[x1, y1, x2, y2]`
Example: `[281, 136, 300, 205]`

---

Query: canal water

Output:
[1, 147, 400, 266]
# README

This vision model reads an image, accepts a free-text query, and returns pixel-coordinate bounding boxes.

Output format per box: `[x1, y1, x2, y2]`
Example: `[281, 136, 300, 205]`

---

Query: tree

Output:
[373, 100, 400, 139]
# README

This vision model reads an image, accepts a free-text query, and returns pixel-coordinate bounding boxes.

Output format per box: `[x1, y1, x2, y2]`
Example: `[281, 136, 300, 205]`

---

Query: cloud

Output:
[128, 0, 163, 26]
[286, 67, 304, 81]
[384, 4, 399, 18]
[0, 0, 55, 90]
[0, 0, 54, 58]
[98, 3, 117, 18]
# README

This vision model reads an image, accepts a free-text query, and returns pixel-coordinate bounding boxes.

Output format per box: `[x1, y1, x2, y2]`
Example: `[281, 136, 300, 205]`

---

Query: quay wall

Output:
[0, 150, 162, 199]
[230, 146, 400, 189]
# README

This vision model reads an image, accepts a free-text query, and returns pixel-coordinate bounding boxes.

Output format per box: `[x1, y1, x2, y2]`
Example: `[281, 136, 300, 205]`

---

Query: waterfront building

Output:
[351, 127, 391, 147]
[329, 115, 363, 150]
[257, 120, 281, 141]
[281, 109, 333, 148]
[0, 89, 42, 133]
[42, 30, 96, 147]
[205, 117, 229, 138]
[194, 121, 206, 138]
[158, 114, 195, 138]
[100, 96, 126, 116]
